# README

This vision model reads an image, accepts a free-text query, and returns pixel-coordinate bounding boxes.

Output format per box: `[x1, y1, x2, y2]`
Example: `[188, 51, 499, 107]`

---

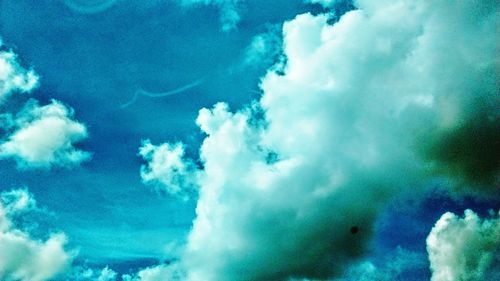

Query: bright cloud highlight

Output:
[427, 209, 500, 281]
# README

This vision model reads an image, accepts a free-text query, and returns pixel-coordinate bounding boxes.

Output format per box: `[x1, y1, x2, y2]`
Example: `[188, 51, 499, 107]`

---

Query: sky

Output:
[0, 0, 499, 280]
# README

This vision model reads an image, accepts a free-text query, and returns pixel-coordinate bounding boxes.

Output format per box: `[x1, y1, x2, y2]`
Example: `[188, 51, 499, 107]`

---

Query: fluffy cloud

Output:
[122, 263, 185, 281]
[427, 210, 500, 281]
[68, 265, 118, 281]
[0, 189, 74, 281]
[0, 44, 38, 104]
[140, 0, 499, 280]
[139, 140, 197, 199]
[0, 99, 91, 169]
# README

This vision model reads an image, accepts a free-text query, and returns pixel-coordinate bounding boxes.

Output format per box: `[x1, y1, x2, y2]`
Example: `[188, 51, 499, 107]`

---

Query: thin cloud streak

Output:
[120, 78, 204, 109]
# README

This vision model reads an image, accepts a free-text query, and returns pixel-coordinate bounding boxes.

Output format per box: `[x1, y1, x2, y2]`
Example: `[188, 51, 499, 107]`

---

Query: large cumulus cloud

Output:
[0, 189, 74, 281]
[138, 0, 499, 280]
[427, 209, 500, 281]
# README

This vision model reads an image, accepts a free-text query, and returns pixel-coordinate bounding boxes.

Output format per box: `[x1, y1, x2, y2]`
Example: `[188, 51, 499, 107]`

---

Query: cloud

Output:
[122, 263, 185, 281]
[243, 25, 284, 68]
[427, 209, 500, 281]
[0, 189, 74, 281]
[0, 99, 91, 169]
[121, 79, 204, 109]
[139, 139, 197, 199]
[0, 188, 121, 281]
[68, 265, 118, 281]
[0, 43, 39, 104]
[179, 0, 241, 31]
[138, 0, 498, 280]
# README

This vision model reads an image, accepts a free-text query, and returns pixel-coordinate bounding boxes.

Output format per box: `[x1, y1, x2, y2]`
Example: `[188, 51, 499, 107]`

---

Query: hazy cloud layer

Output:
[0, 99, 91, 169]
[333, 247, 427, 281]
[427, 209, 500, 281]
[179, 0, 241, 31]
[0, 189, 73, 281]
[139, 0, 499, 280]
[0, 43, 38, 104]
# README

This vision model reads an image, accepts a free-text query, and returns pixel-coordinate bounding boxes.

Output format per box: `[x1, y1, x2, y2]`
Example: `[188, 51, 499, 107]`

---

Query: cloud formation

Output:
[0, 44, 39, 104]
[0, 99, 91, 169]
[179, 0, 241, 31]
[427, 209, 500, 281]
[138, 0, 499, 280]
[243, 26, 284, 68]
[139, 140, 197, 199]
[69, 265, 118, 281]
[122, 263, 185, 281]
[0, 189, 73, 281]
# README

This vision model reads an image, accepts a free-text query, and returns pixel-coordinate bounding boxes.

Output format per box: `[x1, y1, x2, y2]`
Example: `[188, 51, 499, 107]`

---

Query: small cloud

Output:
[139, 139, 198, 200]
[0, 99, 91, 169]
[0, 44, 39, 104]
[178, 0, 241, 31]
[68, 265, 118, 281]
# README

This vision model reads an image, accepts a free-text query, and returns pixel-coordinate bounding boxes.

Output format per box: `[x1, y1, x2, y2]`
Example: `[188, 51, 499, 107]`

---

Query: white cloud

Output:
[69, 265, 118, 281]
[179, 0, 241, 31]
[139, 139, 197, 199]
[0, 44, 39, 104]
[0, 189, 74, 281]
[332, 247, 427, 281]
[0, 99, 91, 169]
[427, 209, 500, 281]
[122, 263, 185, 281]
[244, 26, 284, 68]
[138, 0, 499, 280]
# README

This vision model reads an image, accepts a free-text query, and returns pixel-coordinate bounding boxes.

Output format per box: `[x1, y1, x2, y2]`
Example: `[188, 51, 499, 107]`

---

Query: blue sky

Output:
[0, 1, 499, 281]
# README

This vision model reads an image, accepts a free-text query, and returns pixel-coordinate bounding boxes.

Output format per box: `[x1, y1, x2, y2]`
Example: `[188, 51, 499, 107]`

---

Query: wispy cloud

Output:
[0, 43, 38, 104]
[121, 79, 203, 109]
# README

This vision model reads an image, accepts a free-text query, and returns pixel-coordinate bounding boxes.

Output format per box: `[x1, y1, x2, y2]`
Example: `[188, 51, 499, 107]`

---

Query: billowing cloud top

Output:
[0, 100, 91, 169]
[137, 0, 499, 280]
[427, 210, 500, 281]
[0, 189, 73, 281]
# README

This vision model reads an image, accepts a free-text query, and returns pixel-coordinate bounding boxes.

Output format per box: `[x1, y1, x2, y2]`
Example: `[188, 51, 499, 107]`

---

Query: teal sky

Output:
[0, 1, 499, 280]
